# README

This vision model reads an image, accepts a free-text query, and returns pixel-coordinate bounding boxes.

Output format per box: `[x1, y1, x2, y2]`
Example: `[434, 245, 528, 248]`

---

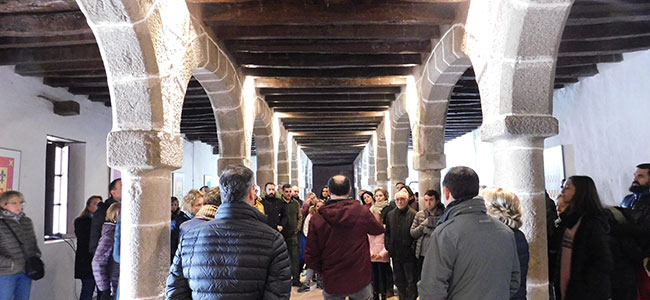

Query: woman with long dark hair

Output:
[75, 195, 102, 300]
[551, 175, 613, 300]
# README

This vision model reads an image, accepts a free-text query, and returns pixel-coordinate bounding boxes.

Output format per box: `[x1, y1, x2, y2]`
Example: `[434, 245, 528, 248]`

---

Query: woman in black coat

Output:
[551, 175, 613, 300]
[75, 195, 102, 300]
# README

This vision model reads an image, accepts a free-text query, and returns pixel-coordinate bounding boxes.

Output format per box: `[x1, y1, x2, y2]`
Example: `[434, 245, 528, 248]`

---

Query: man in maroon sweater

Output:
[305, 175, 385, 299]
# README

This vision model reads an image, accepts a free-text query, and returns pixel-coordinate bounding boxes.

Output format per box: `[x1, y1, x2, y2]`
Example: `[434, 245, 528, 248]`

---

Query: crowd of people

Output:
[0, 162, 649, 300]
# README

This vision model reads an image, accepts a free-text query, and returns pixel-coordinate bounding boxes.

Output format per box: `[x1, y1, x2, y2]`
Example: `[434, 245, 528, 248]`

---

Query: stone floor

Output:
[289, 285, 399, 299]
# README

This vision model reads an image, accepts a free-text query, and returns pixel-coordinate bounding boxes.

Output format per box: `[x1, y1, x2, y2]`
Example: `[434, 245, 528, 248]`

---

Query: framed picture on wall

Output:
[0, 147, 21, 193]
[172, 173, 185, 200]
[203, 175, 214, 188]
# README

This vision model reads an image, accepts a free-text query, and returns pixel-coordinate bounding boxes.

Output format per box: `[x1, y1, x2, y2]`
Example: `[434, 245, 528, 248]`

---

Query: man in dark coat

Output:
[166, 165, 291, 299]
[616, 163, 650, 299]
[89, 179, 121, 254]
[262, 182, 288, 232]
[305, 175, 384, 299]
[385, 190, 418, 300]
[281, 184, 303, 287]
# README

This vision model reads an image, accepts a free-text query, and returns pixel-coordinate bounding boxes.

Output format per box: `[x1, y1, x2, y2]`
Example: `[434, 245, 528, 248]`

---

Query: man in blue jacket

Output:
[166, 165, 292, 299]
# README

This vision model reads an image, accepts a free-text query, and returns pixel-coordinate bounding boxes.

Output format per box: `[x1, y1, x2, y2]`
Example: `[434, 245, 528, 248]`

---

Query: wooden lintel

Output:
[14, 59, 105, 74]
[268, 101, 391, 108]
[562, 21, 650, 41]
[275, 107, 387, 113]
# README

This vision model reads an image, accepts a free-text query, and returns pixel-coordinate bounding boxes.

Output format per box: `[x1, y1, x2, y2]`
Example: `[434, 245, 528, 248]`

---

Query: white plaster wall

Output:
[0, 66, 112, 300]
[546, 49, 650, 206]
[442, 130, 495, 186]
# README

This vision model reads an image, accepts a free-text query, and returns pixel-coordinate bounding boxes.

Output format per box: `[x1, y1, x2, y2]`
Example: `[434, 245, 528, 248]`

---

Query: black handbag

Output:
[2, 219, 45, 280]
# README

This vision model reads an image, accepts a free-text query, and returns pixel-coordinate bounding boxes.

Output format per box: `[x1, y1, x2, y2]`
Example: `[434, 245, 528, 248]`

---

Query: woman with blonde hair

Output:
[0, 191, 41, 300]
[481, 187, 529, 300]
[182, 189, 204, 218]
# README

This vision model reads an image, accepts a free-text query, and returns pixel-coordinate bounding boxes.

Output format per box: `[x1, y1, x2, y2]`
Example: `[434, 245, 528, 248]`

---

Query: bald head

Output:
[328, 175, 351, 198]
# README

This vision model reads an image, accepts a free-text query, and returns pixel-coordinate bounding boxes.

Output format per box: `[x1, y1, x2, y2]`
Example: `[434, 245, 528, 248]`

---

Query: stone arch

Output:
[374, 122, 389, 189]
[74, 0, 213, 298]
[253, 98, 276, 186]
[276, 125, 290, 185]
[192, 31, 253, 174]
[387, 90, 411, 198]
[414, 24, 473, 200]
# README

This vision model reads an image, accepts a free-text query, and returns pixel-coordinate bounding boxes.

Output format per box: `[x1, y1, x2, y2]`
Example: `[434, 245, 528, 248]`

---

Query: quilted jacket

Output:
[166, 201, 291, 300]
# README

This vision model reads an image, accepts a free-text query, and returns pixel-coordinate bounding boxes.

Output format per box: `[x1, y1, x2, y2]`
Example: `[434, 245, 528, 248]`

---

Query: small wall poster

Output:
[544, 145, 565, 199]
[203, 175, 214, 188]
[0, 148, 21, 193]
[173, 173, 185, 200]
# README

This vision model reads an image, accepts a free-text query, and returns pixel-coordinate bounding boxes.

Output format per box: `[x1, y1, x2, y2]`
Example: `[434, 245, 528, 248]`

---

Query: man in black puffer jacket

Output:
[166, 165, 292, 300]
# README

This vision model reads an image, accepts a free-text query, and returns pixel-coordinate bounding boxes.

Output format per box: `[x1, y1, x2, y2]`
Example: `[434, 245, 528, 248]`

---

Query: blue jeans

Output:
[323, 283, 372, 300]
[0, 273, 32, 300]
[79, 278, 96, 300]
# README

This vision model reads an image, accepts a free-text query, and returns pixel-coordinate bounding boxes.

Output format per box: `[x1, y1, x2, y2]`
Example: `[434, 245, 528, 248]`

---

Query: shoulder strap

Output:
[607, 207, 627, 224]
[1, 218, 27, 253]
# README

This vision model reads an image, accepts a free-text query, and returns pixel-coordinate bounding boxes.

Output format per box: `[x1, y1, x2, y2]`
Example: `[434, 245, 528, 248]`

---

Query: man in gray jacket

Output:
[418, 166, 520, 300]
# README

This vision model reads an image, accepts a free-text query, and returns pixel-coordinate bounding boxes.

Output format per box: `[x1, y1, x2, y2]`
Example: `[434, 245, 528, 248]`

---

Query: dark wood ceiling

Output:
[1, 0, 649, 165]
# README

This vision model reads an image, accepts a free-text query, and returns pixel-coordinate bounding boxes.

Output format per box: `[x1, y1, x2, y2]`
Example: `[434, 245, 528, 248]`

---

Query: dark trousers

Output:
[371, 262, 390, 295]
[416, 256, 424, 282]
[285, 235, 300, 284]
[79, 278, 96, 300]
[392, 257, 417, 300]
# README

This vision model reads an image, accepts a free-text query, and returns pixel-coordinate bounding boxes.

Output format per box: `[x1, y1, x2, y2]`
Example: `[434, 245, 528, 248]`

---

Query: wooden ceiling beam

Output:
[562, 21, 650, 41]
[226, 39, 431, 54]
[14, 60, 104, 74]
[244, 67, 413, 77]
[274, 107, 388, 112]
[266, 93, 395, 102]
[280, 117, 382, 123]
[0, 33, 96, 49]
[236, 52, 422, 68]
[566, 6, 650, 26]
[217, 24, 439, 40]
[255, 76, 407, 88]
[555, 64, 599, 77]
[0, 44, 100, 65]
[559, 36, 650, 56]
[0, 0, 79, 13]
[258, 86, 401, 95]
[0, 11, 91, 37]
[268, 101, 391, 108]
[202, 2, 457, 25]
[556, 54, 623, 67]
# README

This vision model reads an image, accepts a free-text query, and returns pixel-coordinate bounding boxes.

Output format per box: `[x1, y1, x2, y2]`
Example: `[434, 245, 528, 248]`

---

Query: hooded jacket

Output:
[305, 198, 384, 295]
[418, 197, 520, 300]
[166, 201, 291, 300]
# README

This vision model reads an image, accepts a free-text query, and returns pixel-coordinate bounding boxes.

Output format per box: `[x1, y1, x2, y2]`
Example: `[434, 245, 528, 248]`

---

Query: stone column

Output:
[413, 152, 445, 209]
[367, 141, 377, 190]
[107, 130, 183, 299]
[277, 140, 290, 185]
[256, 149, 276, 187]
[388, 165, 408, 199]
[375, 136, 389, 190]
[482, 116, 557, 299]
[290, 140, 299, 187]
